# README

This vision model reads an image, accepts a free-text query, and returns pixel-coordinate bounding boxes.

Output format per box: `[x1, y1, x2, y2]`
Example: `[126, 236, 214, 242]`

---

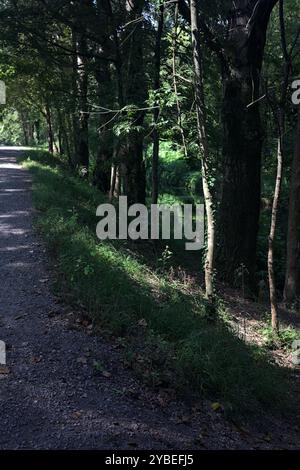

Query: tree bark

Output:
[122, 0, 147, 205]
[45, 103, 54, 154]
[190, 0, 215, 298]
[267, 0, 291, 330]
[76, 30, 89, 170]
[172, 3, 188, 160]
[93, 58, 113, 192]
[151, 1, 164, 204]
[34, 119, 40, 145]
[268, 132, 283, 331]
[284, 106, 300, 304]
[71, 2, 90, 171]
[20, 111, 29, 146]
[216, 0, 278, 290]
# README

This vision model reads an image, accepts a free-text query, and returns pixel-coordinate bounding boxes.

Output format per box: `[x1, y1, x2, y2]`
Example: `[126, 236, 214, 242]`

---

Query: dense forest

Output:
[0, 0, 300, 452]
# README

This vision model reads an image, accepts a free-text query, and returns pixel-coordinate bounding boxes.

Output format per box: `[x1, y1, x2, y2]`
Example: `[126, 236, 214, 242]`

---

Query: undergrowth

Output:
[20, 149, 291, 417]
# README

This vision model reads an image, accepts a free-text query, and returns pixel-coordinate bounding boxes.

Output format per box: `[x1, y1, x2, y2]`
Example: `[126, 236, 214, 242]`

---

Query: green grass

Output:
[20, 149, 291, 417]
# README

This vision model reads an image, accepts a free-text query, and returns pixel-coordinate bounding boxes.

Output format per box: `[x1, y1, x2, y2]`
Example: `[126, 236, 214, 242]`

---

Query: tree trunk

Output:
[284, 105, 300, 304]
[93, 58, 113, 192]
[77, 32, 89, 170]
[56, 109, 65, 156]
[216, 0, 278, 290]
[93, 143, 112, 192]
[190, 0, 215, 298]
[45, 103, 54, 154]
[122, 0, 147, 205]
[172, 3, 188, 160]
[71, 8, 90, 171]
[268, 133, 283, 331]
[109, 140, 121, 201]
[20, 111, 29, 146]
[122, 123, 146, 205]
[34, 120, 40, 144]
[268, 0, 291, 330]
[152, 1, 164, 204]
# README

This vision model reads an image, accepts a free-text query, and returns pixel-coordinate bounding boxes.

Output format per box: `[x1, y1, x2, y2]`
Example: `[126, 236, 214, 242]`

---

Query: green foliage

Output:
[0, 108, 24, 145]
[261, 324, 299, 350]
[146, 142, 203, 204]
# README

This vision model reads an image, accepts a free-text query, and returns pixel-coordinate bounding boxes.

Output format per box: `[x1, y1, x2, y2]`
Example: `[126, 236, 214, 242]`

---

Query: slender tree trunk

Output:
[20, 111, 29, 146]
[114, 165, 121, 199]
[57, 109, 64, 155]
[268, 130, 283, 331]
[190, 0, 215, 298]
[109, 164, 117, 202]
[172, 3, 188, 160]
[66, 113, 75, 167]
[152, 1, 164, 204]
[71, 14, 90, 171]
[268, 0, 291, 330]
[284, 108, 300, 304]
[109, 141, 121, 201]
[71, 28, 80, 168]
[34, 120, 40, 144]
[77, 33, 89, 170]
[45, 103, 54, 154]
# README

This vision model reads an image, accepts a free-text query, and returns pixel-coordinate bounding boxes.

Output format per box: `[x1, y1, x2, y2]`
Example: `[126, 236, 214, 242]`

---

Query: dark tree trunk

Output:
[122, 119, 146, 205]
[20, 111, 29, 146]
[45, 103, 54, 154]
[93, 145, 112, 192]
[56, 109, 64, 155]
[93, 59, 113, 192]
[71, 2, 90, 171]
[216, 0, 278, 290]
[28, 124, 34, 144]
[34, 120, 40, 144]
[77, 30, 89, 170]
[284, 106, 300, 304]
[152, 1, 164, 204]
[122, 0, 147, 205]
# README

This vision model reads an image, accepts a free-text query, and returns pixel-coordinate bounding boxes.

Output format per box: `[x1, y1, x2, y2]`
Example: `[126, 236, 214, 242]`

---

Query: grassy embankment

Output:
[20, 149, 290, 417]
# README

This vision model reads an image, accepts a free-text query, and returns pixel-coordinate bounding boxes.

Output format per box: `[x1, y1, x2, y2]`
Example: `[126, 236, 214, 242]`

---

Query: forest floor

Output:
[0, 147, 300, 450]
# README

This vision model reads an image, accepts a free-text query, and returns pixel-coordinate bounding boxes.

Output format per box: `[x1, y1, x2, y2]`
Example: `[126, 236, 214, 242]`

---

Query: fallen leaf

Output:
[102, 371, 111, 378]
[0, 366, 10, 375]
[138, 319, 147, 327]
[211, 402, 222, 412]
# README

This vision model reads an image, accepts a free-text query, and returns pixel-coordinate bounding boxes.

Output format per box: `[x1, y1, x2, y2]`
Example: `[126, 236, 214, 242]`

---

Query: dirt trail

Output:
[0, 148, 298, 450]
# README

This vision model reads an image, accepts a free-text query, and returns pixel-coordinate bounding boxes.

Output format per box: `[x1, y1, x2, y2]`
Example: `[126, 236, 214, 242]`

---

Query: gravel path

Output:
[0, 148, 298, 450]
